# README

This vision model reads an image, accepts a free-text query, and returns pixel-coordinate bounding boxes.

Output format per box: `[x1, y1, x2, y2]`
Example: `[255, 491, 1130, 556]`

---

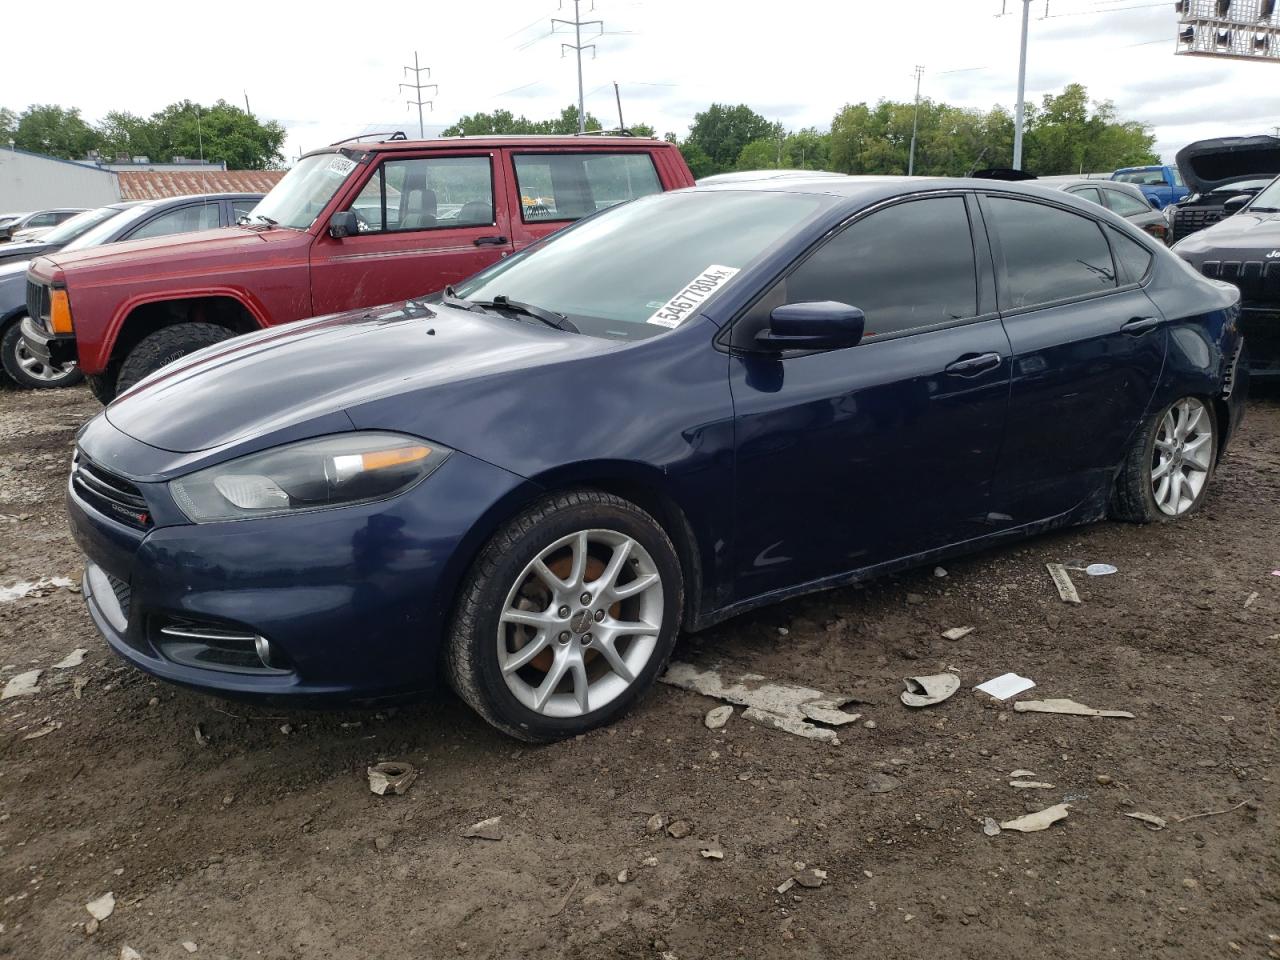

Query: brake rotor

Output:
[510, 553, 621, 674]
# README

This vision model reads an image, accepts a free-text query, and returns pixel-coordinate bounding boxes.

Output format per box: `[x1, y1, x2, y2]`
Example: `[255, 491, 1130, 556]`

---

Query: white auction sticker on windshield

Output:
[327, 156, 357, 177]
[645, 265, 741, 328]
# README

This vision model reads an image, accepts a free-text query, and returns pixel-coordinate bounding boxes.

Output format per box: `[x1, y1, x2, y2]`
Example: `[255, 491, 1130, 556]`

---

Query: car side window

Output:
[1103, 189, 1151, 217]
[985, 196, 1116, 310]
[126, 202, 223, 240]
[739, 196, 978, 345]
[348, 156, 494, 233]
[28, 213, 58, 228]
[1069, 186, 1103, 206]
[232, 199, 259, 222]
[1106, 227, 1154, 284]
[514, 153, 662, 223]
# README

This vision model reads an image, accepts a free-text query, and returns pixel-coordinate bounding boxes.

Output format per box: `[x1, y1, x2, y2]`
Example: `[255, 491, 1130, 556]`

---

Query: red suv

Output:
[23, 134, 694, 403]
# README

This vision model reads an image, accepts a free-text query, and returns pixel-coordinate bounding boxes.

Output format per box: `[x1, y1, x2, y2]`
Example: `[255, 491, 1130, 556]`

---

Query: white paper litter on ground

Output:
[0, 577, 73, 603]
[974, 673, 1036, 700]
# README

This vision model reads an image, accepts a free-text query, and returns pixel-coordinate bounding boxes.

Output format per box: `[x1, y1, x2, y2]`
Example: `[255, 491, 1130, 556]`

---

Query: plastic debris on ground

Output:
[1009, 779, 1055, 789]
[1013, 698, 1135, 718]
[1, 669, 41, 700]
[1084, 563, 1118, 576]
[900, 673, 960, 708]
[941, 626, 974, 641]
[999, 803, 1071, 833]
[660, 662, 862, 744]
[462, 816, 503, 840]
[1124, 812, 1167, 831]
[974, 672, 1035, 701]
[367, 761, 417, 796]
[1045, 563, 1082, 603]
[0, 576, 74, 602]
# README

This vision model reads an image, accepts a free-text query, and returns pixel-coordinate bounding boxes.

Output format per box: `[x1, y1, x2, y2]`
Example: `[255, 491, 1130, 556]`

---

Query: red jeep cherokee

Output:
[23, 134, 694, 403]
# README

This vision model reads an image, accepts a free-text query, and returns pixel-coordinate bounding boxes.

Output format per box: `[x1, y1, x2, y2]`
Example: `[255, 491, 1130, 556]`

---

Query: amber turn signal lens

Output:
[49, 289, 74, 334]
[359, 445, 432, 471]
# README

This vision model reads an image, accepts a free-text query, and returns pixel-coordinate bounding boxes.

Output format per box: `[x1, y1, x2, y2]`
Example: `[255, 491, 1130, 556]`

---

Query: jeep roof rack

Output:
[329, 131, 409, 146]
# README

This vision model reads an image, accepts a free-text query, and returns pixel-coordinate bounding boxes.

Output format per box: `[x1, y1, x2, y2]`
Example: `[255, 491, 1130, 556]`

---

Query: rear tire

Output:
[86, 371, 119, 405]
[1111, 396, 1217, 523]
[0, 317, 84, 389]
[446, 490, 683, 742]
[114, 322, 234, 398]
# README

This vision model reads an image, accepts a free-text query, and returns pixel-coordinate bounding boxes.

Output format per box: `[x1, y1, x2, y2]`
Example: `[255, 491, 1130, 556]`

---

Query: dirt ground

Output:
[0, 383, 1276, 960]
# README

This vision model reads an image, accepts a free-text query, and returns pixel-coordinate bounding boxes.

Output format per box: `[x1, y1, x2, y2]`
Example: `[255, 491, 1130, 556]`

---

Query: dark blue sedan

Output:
[67, 177, 1247, 741]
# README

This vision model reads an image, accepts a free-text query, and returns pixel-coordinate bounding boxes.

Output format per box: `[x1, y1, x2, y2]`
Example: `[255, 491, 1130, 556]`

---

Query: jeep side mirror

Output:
[328, 210, 360, 239]
[755, 301, 866, 352]
[1221, 194, 1251, 216]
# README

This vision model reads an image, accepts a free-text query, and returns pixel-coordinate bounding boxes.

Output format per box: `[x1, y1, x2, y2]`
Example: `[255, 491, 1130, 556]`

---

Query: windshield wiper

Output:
[471, 295, 579, 333]
[253, 213, 278, 226]
[441, 285, 476, 310]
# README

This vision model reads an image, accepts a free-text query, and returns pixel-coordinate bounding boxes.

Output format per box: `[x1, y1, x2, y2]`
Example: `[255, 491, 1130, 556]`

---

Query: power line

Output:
[400, 51, 437, 139]
[552, 0, 604, 133]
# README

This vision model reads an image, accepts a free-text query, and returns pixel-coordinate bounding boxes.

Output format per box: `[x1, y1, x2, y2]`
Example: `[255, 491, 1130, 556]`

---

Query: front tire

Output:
[0, 318, 84, 389]
[446, 490, 684, 742]
[114, 323, 234, 397]
[1111, 396, 1217, 522]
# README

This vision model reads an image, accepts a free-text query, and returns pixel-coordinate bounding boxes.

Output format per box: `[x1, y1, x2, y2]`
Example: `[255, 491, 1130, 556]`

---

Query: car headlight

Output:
[169, 432, 449, 523]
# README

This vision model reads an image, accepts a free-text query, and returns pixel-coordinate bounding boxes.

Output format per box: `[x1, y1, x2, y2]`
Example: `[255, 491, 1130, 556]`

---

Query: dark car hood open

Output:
[1176, 135, 1280, 194]
[104, 301, 620, 455]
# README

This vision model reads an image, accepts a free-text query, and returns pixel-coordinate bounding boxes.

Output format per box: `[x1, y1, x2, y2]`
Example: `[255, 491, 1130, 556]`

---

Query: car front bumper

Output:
[20, 315, 77, 367]
[67, 436, 534, 703]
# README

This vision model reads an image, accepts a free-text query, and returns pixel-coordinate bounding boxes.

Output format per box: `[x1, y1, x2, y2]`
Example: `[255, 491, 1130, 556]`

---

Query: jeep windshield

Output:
[1246, 176, 1280, 212]
[249, 153, 363, 230]
[452, 190, 824, 341]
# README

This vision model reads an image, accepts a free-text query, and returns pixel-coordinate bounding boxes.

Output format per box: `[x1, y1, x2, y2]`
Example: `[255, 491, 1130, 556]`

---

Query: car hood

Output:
[1173, 210, 1280, 258]
[1176, 135, 1280, 194]
[105, 301, 623, 455]
[42, 225, 287, 277]
[0, 239, 56, 265]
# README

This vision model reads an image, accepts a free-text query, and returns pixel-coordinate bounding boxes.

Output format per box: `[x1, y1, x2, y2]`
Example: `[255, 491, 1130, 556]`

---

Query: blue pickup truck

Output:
[1110, 165, 1188, 209]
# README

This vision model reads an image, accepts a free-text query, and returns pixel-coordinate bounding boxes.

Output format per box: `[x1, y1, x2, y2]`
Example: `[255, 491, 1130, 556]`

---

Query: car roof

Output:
[133, 192, 262, 209]
[305, 134, 668, 158]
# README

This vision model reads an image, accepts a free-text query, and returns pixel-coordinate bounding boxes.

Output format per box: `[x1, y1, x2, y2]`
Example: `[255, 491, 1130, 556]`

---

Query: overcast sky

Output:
[5, 0, 1278, 166]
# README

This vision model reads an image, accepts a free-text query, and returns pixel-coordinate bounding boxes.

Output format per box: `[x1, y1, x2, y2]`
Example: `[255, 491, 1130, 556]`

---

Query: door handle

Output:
[1122, 316, 1161, 336]
[473, 235, 509, 246]
[944, 352, 1002, 376]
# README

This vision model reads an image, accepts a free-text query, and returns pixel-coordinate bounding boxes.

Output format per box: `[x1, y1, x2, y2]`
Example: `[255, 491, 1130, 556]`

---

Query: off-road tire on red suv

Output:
[110, 323, 235, 400]
[446, 489, 684, 742]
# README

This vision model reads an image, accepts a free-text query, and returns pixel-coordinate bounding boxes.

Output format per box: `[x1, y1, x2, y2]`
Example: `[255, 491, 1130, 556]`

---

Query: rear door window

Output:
[348, 155, 494, 232]
[984, 196, 1117, 310]
[126, 202, 223, 240]
[1102, 188, 1152, 218]
[1068, 186, 1103, 206]
[514, 153, 662, 223]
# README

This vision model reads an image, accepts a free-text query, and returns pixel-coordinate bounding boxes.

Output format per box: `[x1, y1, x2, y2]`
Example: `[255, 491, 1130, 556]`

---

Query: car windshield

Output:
[453, 190, 824, 341]
[250, 152, 363, 230]
[37, 206, 123, 245]
[61, 206, 149, 252]
[1245, 176, 1280, 210]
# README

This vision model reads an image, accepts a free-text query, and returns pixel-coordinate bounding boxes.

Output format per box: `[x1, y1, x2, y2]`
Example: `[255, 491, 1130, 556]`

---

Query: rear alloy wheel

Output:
[1111, 395, 1217, 522]
[447, 491, 683, 741]
[1, 318, 84, 389]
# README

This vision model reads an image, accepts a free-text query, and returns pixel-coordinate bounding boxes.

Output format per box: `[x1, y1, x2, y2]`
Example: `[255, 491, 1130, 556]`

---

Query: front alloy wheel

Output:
[1151, 397, 1213, 516]
[1, 318, 83, 389]
[447, 490, 683, 742]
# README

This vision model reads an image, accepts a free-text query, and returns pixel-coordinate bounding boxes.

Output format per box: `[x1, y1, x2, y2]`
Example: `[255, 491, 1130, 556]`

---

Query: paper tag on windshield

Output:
[327, 156, 357, 177]
[645, 265, 741, 328]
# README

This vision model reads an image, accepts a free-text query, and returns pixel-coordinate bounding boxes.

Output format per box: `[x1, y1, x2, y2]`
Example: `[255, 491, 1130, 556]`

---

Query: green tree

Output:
[1024, 84, 1157, 174]
[146, 100, 284, 169]
[441, 105, 609, 137]
[96, 110, 161, 161]
[677, 141, 716, 179]
[628, 122, 657, 138]
[686, 104, 775, 173]
[0, 108, 16, 146]
[14, 104, 99, 159]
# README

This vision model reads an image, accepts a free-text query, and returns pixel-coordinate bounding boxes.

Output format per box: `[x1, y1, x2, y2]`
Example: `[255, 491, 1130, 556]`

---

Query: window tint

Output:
[1106, 227, 1154, 284]
[349, 156, 493, 233]
[985, 197, 1116, 309]
[1103, 188, 1152, 217]
[127, 202, 222, 240]
[1069, 186, 1103, 206]
[28, 213, 57, 227]
[758, 196, 978, 340]
[514, 153, 662, 223]
[232, 198, 259, 222]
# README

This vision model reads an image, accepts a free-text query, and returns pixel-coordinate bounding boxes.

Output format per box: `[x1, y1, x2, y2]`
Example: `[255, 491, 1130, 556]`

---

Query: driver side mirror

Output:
[1221, 194, 1251, 215]
[755, 301, 866, 352]
[327, 210, 360, 239]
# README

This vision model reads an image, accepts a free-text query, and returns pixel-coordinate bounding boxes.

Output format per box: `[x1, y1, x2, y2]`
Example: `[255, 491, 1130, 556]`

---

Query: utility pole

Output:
[1012, 0, 1031, 170]
[400, 51, 437, 139]
[194, 103, 204, 162]
[553, 0, 603, 134]
[244, 91, 252, 117]
[613, 81, 624, 131]
[908, 65, 925, 176]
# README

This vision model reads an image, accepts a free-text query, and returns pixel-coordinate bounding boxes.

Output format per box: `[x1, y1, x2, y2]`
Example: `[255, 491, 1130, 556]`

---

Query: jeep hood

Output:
[104, 301, 620, 455]
[1176, 135, 1280, 195]
[42, 226, 296, 277]
[1173, 210, 1280, 258]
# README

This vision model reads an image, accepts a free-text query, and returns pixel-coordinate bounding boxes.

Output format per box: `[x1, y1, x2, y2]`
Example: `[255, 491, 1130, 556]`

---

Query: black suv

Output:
[0, 193, 261, 389]
[1167, 135, 1280, 243]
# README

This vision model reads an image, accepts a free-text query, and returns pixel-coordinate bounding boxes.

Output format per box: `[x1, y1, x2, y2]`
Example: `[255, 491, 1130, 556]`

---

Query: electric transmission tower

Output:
[553, 0, 604, 133]
[400, 51, 438, 139]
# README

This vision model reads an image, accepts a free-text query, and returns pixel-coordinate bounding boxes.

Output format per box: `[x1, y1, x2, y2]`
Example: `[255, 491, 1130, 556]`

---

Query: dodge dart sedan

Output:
[68, 177, 1247, 741]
